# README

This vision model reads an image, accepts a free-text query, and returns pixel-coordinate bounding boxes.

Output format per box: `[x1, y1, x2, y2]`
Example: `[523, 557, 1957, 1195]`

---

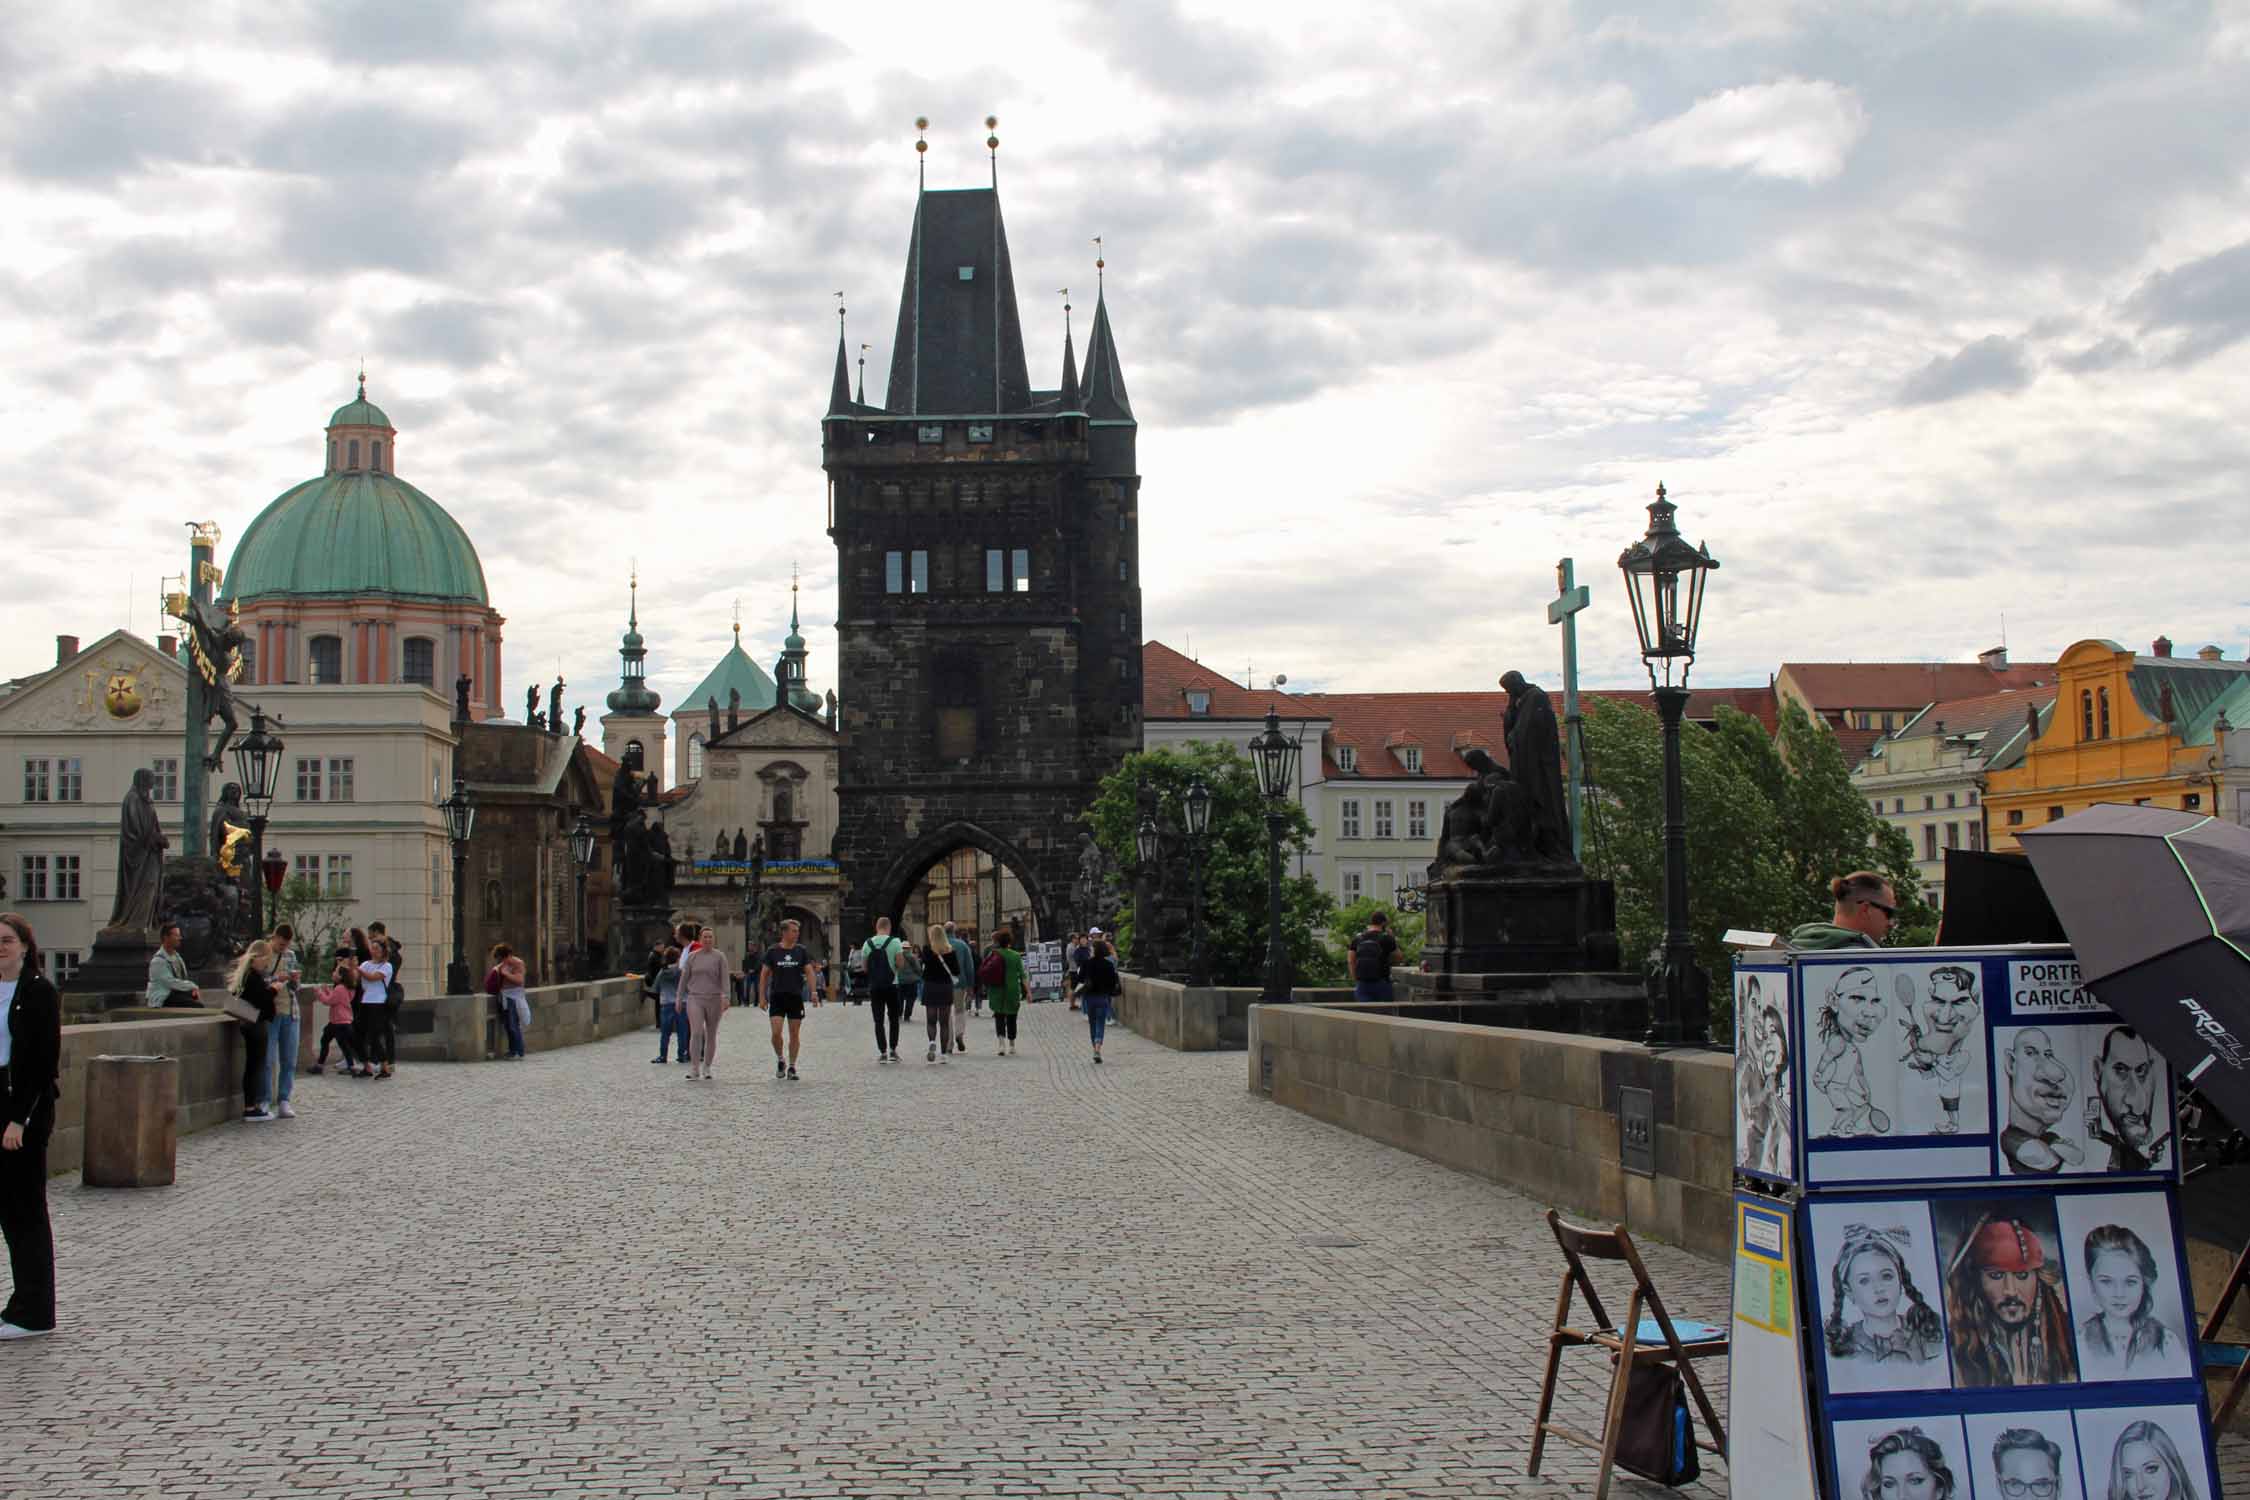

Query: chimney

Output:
[2199, 644, 2225, 662]
[55, 634, 78, 665]
[158, 633, 177, 659]
[1978, 645, 2008, 671]
[2154, 635, 2174, 658]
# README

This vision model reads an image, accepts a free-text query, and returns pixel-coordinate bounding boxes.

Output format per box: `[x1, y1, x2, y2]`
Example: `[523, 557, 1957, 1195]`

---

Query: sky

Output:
[8, 0, 2250, 716]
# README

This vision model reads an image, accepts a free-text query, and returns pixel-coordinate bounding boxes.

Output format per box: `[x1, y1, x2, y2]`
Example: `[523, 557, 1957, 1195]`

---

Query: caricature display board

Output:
[1750, 944, 2179, 1190]
[1729, 1190, 1821, 1495]
[1804, 1182, 2219, 1500]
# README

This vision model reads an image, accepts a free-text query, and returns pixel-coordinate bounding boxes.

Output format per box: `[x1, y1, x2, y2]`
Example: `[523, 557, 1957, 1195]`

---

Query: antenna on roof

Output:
[914, 115, 929, 191]
[986, 114, 999, 189]
[1093, 236, 1105, 294]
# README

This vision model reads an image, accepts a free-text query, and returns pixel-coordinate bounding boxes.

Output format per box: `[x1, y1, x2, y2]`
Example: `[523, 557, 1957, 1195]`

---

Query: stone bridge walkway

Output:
[12, 1000, 2238, 1497]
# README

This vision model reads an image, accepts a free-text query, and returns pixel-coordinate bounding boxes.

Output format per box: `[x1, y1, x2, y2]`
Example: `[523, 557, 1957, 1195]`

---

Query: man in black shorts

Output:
[759, 919, 824, 1081]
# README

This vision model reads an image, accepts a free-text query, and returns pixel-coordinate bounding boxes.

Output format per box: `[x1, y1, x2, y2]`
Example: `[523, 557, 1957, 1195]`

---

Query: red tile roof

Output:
[1142, 641, 1318, 720]
[1300, 685, 1776, 780]
[1893, 686, 2059, 742]
[1780, 661, 2056, 711]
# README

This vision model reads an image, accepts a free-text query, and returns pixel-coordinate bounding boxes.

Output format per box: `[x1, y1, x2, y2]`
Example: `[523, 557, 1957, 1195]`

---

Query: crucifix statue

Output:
[1546, 557, 1591, 860]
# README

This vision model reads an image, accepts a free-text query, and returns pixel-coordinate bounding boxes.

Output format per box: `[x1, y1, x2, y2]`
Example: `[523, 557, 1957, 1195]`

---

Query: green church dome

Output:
[328, 394, 393, 429]
[222, 471, 488, 605]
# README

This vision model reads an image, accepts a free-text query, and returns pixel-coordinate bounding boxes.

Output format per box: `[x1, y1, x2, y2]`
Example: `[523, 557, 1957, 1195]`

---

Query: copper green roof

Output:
[221, 471, 487, 605]
[679, 632, 777, 718]
[327, 395, 393, 429]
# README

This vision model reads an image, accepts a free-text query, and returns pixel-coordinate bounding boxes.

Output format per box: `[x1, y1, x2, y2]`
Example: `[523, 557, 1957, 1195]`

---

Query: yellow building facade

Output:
[1983, 638, 2249, 851]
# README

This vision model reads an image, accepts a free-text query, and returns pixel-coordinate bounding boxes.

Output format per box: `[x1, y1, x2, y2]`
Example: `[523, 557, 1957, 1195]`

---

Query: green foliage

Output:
[1086, 743, 1334, 986]
[269, 875, 352, 959]
[1774, 702, 1936, 932]
[1326, 897, 1425, 969]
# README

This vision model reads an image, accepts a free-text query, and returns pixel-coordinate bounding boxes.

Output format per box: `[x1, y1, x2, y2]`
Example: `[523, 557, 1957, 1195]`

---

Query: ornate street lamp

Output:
[441, 778, 477, 996]
[1618, 481, 1720, 1048]
[569, 812, 597, 980]
[1183, 775, 1212, 986]
[232, 708, 284, 936]
[1249, 707, 1300, 1004]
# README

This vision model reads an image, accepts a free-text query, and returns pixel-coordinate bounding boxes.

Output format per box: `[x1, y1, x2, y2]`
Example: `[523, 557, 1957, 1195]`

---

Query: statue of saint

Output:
[733, 827, 749, 861]
[548, 679, 565, 736]
[107, 767, 168, 933]
[707, 695, 720, 742]
[572, 705, 586, 737]
[182, 596, 248, 769]
[526, 685, 540, 725]
[454, 672, 472, 721]
[1500, 671, 1572, 861]
[645, 820, 674, 894]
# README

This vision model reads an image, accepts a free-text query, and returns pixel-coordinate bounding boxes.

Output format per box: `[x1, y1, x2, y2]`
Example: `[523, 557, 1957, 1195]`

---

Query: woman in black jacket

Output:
[0, 910, 62, 1338]
[1078, 938, 1122, 1064]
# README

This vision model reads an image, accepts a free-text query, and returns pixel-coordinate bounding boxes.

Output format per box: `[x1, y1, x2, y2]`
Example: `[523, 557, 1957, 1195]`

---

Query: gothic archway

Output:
[866, 820, 1052, 943]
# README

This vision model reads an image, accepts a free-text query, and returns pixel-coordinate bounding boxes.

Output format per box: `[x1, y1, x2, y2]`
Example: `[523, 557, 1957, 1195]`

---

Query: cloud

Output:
[2056, 335, 2134, 374]
[1896, 334, 2033, 405]
[2125, 240, 2250, 366]
[1635, 78, 1868, 183]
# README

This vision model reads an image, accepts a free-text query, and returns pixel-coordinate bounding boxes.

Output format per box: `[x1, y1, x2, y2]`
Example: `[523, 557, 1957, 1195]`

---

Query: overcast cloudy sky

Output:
[8, 1, 2250, 714]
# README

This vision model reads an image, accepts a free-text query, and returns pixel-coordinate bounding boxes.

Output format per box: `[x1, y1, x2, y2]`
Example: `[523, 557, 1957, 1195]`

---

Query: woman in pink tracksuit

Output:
[676, 927, 732, 1082]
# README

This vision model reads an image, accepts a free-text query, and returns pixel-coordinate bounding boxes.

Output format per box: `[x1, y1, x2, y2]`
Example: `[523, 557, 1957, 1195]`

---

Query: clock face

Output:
[104, 670, 143, 719]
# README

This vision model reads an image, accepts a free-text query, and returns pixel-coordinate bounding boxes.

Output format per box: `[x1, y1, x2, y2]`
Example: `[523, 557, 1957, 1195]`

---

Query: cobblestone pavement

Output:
[14, 1002, 2248, 1498]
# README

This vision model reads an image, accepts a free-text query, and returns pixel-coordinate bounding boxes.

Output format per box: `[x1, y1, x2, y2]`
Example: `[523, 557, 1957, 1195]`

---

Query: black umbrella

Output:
[2020, 803, 2250, 1134]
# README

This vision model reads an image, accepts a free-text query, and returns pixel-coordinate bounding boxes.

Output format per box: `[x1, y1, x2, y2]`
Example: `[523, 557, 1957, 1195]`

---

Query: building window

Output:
[295, 758, 322, 801]
[1944, 792, 1956, 808]
[1923, 825, 1938, 860]
[372, 441, 384, 471]
[22, 759, 49, 803]
[1871, 799, 1882, 814]
[1944, 822, 1959, 849]
[151, 757, 179, 801]
[1857, 712, 1872, 730]
[2098, 687, 2111, 738]
[1968, 790, 1978, 805]
[1186, 690, 1211, 717]
[239, 636, 256, 678]
[55, 757, 81, 801]
[328, 758, 355, 801]
[2186, 792, 2203, 810]
[985, 549, 1003, 592]
[1341, 800, 1361, 839]
[2007, 809, 2025, 827]
[293, 854, 320, 887]
[1336, 745, 1355, 772]
[984, 548, 1032, 592]
[50, 950, 82, 982]
[1400, 746, 1422, 773]
[885, 551, 904, 593]
[403, 637, 435, 685]
[625, 739, 643, 763]
[1373, 800, 1394, 839]
[309, 635, 344, 684]
[1341, 869, 1362, 901]
[325, 854, 353, 897]
[1377, 872, 1395, 901]
[1969, 823, 1983, 850]
[54, 854, 80, 900]
[911, 549, 929, 593]
[1118, 559, 1128, 581]
[17, 856, 46, 901]
[2080, 690, 2094, 740]
[687, 733, 705, 780]
[1923, 794, 1934, 811]
[1407, 799, 1428, 839]
[1012, 548, 1031, 593]
[1892, 798, 1903, 813]
[1882, 713, 1894, 731]
[2048, 806, 2065, 821]
[348, 438, 360, 468]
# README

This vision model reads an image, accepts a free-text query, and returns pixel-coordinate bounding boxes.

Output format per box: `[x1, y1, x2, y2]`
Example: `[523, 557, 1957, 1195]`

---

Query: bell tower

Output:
[600, 570, 667, 787]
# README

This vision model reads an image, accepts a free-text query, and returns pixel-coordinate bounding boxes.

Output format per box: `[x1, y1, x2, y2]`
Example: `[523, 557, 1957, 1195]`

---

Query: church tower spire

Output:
[599, 566, 668, 787]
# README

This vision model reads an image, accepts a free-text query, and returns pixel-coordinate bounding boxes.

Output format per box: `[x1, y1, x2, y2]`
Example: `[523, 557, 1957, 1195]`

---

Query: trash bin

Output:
[81, 1054, 179, 1188]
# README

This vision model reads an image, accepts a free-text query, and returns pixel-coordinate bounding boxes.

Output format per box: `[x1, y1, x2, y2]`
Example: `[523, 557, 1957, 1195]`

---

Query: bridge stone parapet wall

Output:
[1249, 1000, 1734, 1260]
[1116, 974, 1358, 1052]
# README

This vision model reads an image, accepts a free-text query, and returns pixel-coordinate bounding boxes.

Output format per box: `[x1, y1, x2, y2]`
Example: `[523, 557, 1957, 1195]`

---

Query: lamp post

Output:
[441, 778, 477, 996]
[1617, 481, 1720, 1049]
[1133, 813, 1160, 973]
[231, 709, 284, 937]
[1183, 775, 1212, 986]
[1249, 707, 1300, 1004]
[569, 812, 596, 980]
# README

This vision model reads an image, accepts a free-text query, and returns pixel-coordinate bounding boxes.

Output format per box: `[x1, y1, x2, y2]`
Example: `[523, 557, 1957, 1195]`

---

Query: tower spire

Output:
[1081, 244, 1133, 421]
[828, 294, 852, 414]
[1058, 288, 1078, 407]
[986, 114, 999, 189]
[857, 343, 869, 404]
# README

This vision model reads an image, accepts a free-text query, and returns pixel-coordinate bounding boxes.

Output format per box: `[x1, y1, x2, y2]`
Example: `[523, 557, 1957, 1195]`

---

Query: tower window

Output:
[348, 438, 359, 468]
[329, 440, 337, 470]
[957, 265, 975, 281]
[687, 733, 705, 780]
[1012, 548, 1030, 593]
[308, 635, 343, 684]
[911, 550, 929, 594]
[402, 637, 435, 685]
[372, 441, 384, 472]
[885, 551, 904, 594]
[1118, 559, 1128, 581]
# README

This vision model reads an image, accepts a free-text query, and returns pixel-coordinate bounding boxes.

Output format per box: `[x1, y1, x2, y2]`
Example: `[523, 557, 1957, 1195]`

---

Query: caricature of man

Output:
[2000, 1029, 2083, 1174]
[2089, 1026, 2171, 1172]
[1901, 964, 1981, 1135]
[1945, 1216, 2078, 1387]
[1813, 966, 1891, 1137]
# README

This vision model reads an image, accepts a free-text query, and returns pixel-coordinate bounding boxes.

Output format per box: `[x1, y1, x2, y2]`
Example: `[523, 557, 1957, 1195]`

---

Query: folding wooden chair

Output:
[2198, 1236, 2250, 1429]
[1527, 1209, 1728, 1499]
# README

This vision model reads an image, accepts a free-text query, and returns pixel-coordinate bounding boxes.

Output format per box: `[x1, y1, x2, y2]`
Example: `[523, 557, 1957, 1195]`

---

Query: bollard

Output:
[81, 1054, 180, 1188]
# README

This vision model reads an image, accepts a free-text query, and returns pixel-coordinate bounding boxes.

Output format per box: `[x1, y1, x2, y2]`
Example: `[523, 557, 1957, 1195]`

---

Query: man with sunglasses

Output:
[1788, 870, 1897, 950]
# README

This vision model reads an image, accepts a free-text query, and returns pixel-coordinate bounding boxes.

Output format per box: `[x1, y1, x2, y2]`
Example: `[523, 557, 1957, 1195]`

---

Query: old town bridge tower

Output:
[823, 165, 1142, 948]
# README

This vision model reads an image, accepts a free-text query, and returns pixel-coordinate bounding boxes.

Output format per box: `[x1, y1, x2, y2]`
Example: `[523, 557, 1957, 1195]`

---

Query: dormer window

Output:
[1400, 746, 1422, 774]
[1186, 689, 1210, 716]
[1336, 745, 1357, 772]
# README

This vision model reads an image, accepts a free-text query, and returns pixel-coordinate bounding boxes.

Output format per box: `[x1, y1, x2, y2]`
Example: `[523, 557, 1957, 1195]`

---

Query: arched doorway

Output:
[866, 820, 1050, 949]
[780, 904, 829, 961]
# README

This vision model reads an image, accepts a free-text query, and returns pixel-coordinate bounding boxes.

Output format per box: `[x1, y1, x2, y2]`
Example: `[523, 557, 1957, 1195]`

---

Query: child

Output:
[308, 949, 359, 1075]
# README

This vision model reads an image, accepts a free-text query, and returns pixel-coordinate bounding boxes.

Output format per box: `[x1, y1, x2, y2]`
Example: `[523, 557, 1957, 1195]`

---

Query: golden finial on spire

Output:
[915, 116, 929, 153]
[1093, 236, 1105, 291]
[733, 595, 742, 640]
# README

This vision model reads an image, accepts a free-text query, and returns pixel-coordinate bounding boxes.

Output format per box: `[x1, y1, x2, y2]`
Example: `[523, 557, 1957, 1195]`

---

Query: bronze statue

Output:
[526, 684, 540, 724]
[182, 596, 248, 770]
[548, 679, 565, 737]
[727, 685, 741, 731]
[1500, 672, 1571, 861]
[644, 820, 675, 895]
[572, 705, 586, 737]
[107, 767, 168, 933]
[208, 782, 251, 876]
[707, 695, 720, 742]
[713, 828, 729, 859]
[733, 827, 749, 860]
[454, 672, 472, 722]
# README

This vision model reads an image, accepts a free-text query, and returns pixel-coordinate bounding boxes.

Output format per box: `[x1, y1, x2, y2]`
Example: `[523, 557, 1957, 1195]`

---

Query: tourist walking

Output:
[145, 922, 201, 1007]
[1079, 937, 1121, 1063]
[489, 944, 529, 1059]
[677, 927, 730, 1081]
[892, 935, 923, 1025]
[309, 949, 358, 1075]
[0, 912, 62, 1339]
[946, 922, 977, 1048]
[985, 929, 1026, 1056]
[233, 939, 279, 1120]
[651, 946, 687, 1064]
[1348, 912, 1400, 1002]
[861, 917, 906, 1063]
[264, 924, 303, 1118]
[357, 927, 398, 1079]
[758, 918, 822, 1081]
[920, 923, 961, 1063]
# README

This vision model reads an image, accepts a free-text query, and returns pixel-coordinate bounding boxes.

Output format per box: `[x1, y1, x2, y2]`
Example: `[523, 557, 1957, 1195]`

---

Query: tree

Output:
[269, 874, 353, 961]
[1773, 701, 1935, 934]
[1085, 743, 1333, 986]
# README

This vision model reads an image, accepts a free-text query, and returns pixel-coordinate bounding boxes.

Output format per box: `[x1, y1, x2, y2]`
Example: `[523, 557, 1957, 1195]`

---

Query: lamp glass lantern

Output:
[260, 844, 289, 894]
[1135, 816, 1161, 868]
[1250, 708, 1298, 802]
[1615, 482, 1720, 689]
[568, 813, 597, 869]
[442, 779, 477, 843]
[232, 709, 284, 819]
[1184, 776, 1212, 840]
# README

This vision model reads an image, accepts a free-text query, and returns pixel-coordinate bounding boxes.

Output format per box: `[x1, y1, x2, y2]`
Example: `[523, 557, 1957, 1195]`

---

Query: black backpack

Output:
[1353, 933, 1392, 981]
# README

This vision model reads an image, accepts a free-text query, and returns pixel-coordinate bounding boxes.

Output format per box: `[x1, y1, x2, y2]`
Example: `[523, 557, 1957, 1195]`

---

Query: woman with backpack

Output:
[1078, 937, 1121, 1064]
[860, 917, 906, 1064]
[918, 923, 960, 1064]
[984, 929, 1026, 1056]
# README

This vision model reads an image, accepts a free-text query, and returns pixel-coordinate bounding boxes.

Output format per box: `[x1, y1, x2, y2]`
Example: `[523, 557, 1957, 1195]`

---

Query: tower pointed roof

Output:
[828, 328, 853, 415]
[606, 573, 661, 715]
[884, 187, 1031, 414]
[680, 622, 779, 721]
[1080, 291, 1133, 422]
[1059, 324, 1080, 410]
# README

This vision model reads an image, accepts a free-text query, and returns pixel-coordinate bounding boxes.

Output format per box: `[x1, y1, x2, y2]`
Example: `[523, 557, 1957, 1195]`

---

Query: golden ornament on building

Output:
[103, 668, 144, 719]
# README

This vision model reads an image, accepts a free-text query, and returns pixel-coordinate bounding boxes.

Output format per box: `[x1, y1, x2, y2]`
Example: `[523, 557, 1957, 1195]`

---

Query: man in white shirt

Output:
[144, 923, 201, 1007]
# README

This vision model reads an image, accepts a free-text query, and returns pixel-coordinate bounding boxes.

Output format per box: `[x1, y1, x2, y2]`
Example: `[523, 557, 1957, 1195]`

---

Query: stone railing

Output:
[1116, 973, 1359, 1051]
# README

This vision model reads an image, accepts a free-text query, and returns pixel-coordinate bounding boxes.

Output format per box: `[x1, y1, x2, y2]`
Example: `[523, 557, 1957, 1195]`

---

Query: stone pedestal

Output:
[1421, 870, 1622, 974]
[1395, 968, 1649, 1039]
[81, 1053, 179, 1188]
[67, 927, 158, 997]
